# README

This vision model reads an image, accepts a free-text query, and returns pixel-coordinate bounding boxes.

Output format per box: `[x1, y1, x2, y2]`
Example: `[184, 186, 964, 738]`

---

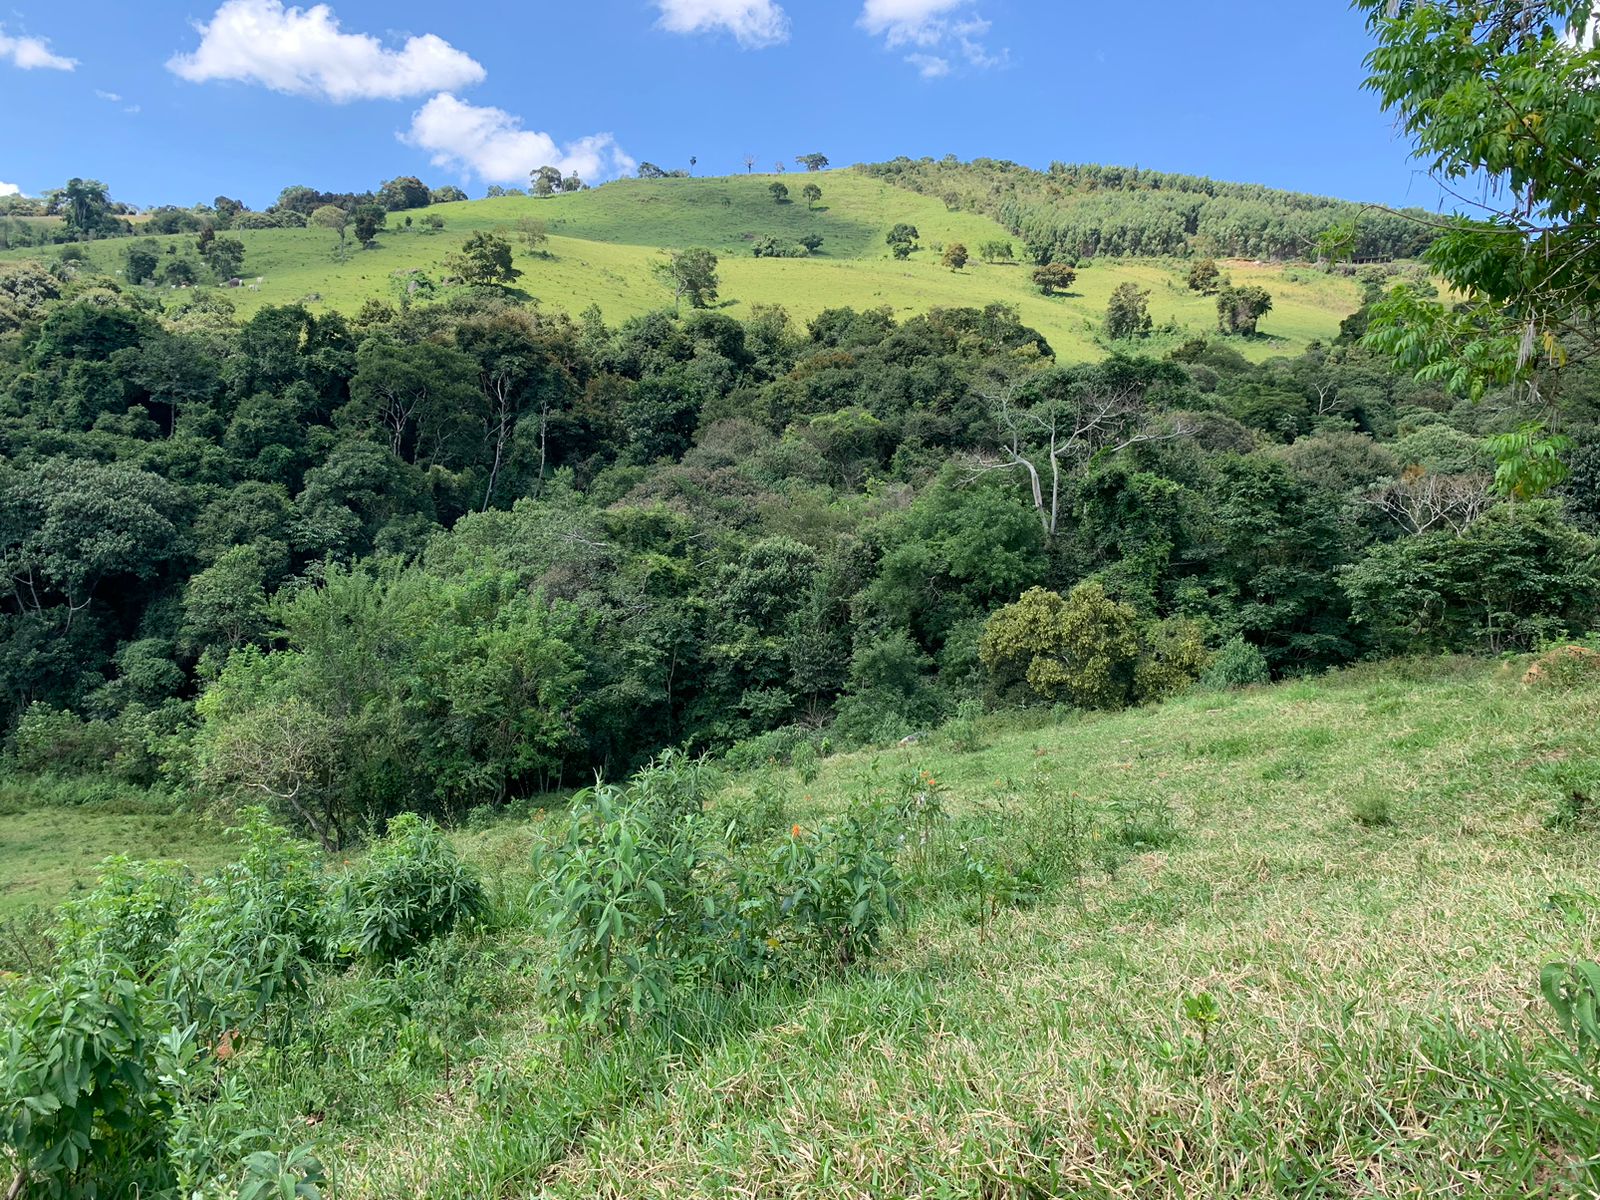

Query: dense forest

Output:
[862, 157, 1441, 263]
[2, 248, 1596, 845]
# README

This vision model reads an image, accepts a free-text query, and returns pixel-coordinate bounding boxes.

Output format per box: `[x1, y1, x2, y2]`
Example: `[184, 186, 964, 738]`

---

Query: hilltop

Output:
[1, 168, 1367, 362]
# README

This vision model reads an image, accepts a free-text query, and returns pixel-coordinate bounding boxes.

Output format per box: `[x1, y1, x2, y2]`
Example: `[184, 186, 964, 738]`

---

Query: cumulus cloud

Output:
[167, 0, 485, 102]
[401, 93, 635, 185]
[654, 0, 789, 48]
[858, 0, 965, 46]
[0, 27, 76, 70]
[859, 0, 1003, 75]
[0, 182, 20, 197]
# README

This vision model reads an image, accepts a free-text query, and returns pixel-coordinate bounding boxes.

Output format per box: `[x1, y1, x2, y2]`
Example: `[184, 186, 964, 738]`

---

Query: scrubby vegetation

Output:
[5, 664, 1600, 1196]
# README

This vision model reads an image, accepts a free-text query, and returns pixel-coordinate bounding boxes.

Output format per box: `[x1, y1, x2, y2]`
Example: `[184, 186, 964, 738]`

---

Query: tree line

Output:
[0, 249, 1595, 842]
[861, 156, 1440, 264]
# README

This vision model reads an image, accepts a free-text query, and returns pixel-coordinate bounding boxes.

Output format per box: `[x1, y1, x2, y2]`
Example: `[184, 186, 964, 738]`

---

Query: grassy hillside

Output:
[7, 660, 1598, 1195]
[2, 171, 1365, 363]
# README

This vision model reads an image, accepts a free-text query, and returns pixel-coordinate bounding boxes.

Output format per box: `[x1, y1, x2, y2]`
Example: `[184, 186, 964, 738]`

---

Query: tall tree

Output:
[532, 166, 564, 197]
[1104, 283, 1153, 339]
[1348, 1, 1600, 403]
[652, 247, 720, 313]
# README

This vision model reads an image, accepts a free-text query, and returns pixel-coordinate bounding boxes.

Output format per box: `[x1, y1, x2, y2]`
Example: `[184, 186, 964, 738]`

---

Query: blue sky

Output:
[0, 0, 1443, 212]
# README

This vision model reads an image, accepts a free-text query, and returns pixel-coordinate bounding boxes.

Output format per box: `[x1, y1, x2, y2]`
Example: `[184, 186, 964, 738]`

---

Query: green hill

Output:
[3, 170, 1364, 362]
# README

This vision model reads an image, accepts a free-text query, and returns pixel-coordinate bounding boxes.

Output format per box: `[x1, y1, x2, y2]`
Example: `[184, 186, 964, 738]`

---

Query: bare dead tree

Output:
[964, 373, 1191, 536]
[1365, 469, 1497, 535]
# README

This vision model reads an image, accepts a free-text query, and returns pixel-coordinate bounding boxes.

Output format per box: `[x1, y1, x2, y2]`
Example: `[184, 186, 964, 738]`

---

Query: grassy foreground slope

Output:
[3, 171, 1364, 362]
[326, 660, 1599, 1198]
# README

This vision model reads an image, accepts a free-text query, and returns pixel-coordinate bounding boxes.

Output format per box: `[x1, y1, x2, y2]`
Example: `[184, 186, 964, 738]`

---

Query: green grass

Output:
[0, 810, 235, 914]
[291, 662, 1600, 1195]
[3, 171, 1365, 364]
[15, 660, 1598, 1195]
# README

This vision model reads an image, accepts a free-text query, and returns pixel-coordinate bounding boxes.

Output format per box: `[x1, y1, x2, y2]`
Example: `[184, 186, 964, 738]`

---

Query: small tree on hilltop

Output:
[796, 153, 830, 172]
[1187, 258, 1222, 294]
[1105, 282, 1153, 339]
[942, 242, 969, 271]
[770, 182, 790, 204]
[531, 165, 564, 197]
[447, 231, 521, 285]
[310, 204, 348, 259]
[743, 153, 757, 174]
[653, 246, 720, 313]
[1033, 263, 1077, 295]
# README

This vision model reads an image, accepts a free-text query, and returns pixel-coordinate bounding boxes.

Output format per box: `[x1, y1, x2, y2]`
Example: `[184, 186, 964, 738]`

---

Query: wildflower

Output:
[792, 824, 803, 838]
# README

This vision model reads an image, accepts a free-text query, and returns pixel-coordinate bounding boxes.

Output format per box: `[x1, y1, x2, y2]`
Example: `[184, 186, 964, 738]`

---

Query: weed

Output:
[1352, 793, 1396, 828]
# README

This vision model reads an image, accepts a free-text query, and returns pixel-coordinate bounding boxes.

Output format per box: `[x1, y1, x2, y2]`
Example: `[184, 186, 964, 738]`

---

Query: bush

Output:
[166, 811, 334, 1038]
[1200, 636, 1271, 690]
[536, 776, 723, 1030]
[940, 697, 987, 753]
[58, 857, 192, 980]
[791, 740, 821, 784]
[770, 799, 904, 968]
[718, 773, 791, 847]
[337, 814, 487, 964]
[10, 703, 121, 775]
[980, 583, 1142, 710]
[1135, 617, 1214, 702]
[0, 961, 187, 1197]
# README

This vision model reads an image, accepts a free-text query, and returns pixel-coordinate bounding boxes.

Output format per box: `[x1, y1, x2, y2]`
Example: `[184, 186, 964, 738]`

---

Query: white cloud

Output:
[167, 0, 485, 102]
[94, 89, 121, 101]
[859, 0, 965, 46]
[654, 0, 789, 48]
[859, 0, 1003, 75]
[0, 182, 20, 197]
[401, 93, 635, 185]
[0, 27, 76, 70]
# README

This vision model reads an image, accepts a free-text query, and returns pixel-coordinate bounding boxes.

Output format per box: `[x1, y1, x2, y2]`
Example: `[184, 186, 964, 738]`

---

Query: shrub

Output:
[166, 811, 333, 1038]
[0, 961, 187, 1197]
[770, 799, 904, 968]
[718, 773, 791, 847]
[940, 697, 987, 753]
[1136, 617, 1214, 702]
[791, 739, 821, 784]
[10, 703, 121, 775]
[58, 857, 192, 980]
[1200, 636, 1271, 690]
[980, 583, 1142, 710]
[536, 773, 724, 1030]
[337, 814, 487, 964]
